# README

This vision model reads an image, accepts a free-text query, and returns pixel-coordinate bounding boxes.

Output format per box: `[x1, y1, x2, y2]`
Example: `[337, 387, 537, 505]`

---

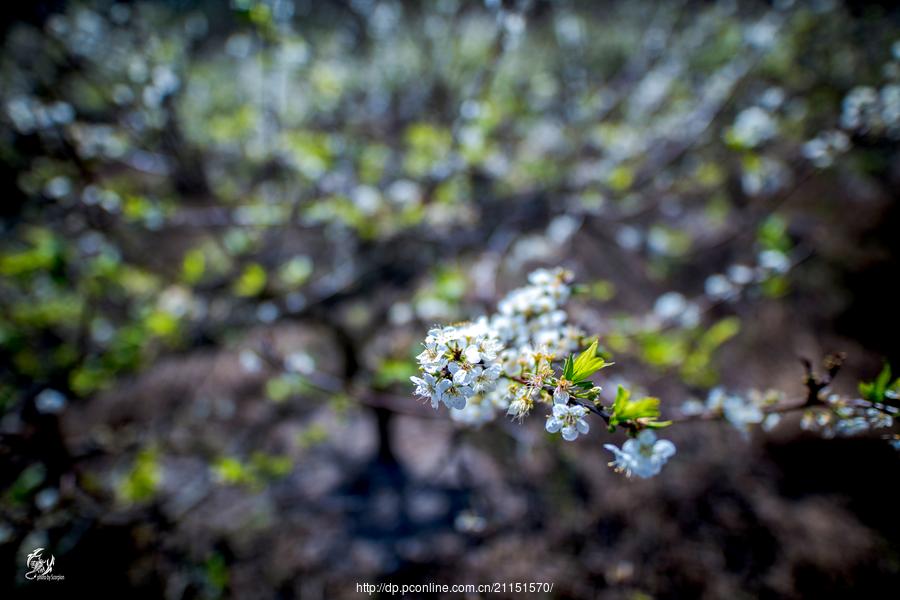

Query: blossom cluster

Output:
[841, 85, 900, 139]
[414, 267, 584, 426]
[802, 130, 850, 168]
[492, 268, 583, 359]
[680, 388, 782, 437]
[411, 320, 503, 410]
[727, 106, 778, 148]
[801, 394, 896, 438]
[412, 268, 678, 480]
[702, 249, 792, 304]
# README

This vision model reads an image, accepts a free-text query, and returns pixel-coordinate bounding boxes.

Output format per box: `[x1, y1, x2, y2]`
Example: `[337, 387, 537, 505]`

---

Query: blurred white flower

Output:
[604, 430, 676, 478]
[705, 274, 736, 300]
[758, 249, 791, 274]
[729, 106, 777, 147]
[35, 389, 67, 414]
[239, 349, 262, 373]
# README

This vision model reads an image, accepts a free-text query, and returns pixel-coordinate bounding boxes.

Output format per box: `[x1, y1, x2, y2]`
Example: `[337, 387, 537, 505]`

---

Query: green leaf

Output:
[203, 553, 229, 594]
[616, 396, 661, 422]
[875, 364, 892, 399]
[233, 263, 267, 297]
[610, 385, 669, 429]
[569, 339, 608, 383]
[119, 447, 161, 503]
[858, 381, 873, 401]
[563, 354, 574, 380]
[182, 248, 206, 283]
[8, 464, 46, 505]
[278, 255, 313, 288]
[612, 384, 631, 414]
[213, 457, 251, 485]
[860, 364, 896, 403]
[374, 358, 417, 387]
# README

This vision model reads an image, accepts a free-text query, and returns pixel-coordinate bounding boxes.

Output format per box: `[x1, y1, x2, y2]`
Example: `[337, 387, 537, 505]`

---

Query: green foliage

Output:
[761, 275, 789, 299]
[404, 123, 452, 177]
[374, 358, 417, 388]
[0, 228, 63, 277]
[357, 144, 390, 184]
[118, 447, 162, 504]
[233, 0, 278, 38]
[182, 248, 207, 284]
[212, 452, 293, 490]
[296, 424, 329, 449]
[680, 317, 741, 387]
[758, 215, 792, 253]
[564, 339, 609, 383]
[69, 363, 111, 396]
[625, 317, 741, 387]
[278, 256, 313, 289]
[607, 165, 635, 192]
[233, 263, 267, 297]
[647, 226, 692, 258]
[636, 331, 688, 369]
[145, 310, 180, 339]
[283, 131, 335, 180]
[410, 265, 470, 319]
[209, 105, 258, 144]
[212, 457, 247, 485]
[584, 279, 616, 302]
[433, 266, 468, 302]
[5, 464, 46, 505]
[250, 452, 293, 479]
[859, 364, 900, 405]
[609, 385, 671, 432]
[204, 552, 230, 596]
[265, 373, 309, 402]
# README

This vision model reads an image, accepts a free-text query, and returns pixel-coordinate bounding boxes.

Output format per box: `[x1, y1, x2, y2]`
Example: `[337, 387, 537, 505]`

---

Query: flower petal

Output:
[464, 345, 481, 363]
[654, 439, 676, 459]
[444, 393, 466, 410]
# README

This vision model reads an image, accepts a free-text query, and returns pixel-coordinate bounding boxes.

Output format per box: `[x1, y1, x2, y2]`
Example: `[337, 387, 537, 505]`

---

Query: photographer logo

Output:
[25, 548, 65, 582]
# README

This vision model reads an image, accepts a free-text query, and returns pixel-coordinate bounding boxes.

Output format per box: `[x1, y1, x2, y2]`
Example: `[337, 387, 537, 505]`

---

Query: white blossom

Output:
[722, 393, 765, 437]
[410, 372, 452, 409]
[728, 106, 777, 147]
[413, 320, 504, 411]
[545, 403, 590, 441]
[802, 395, 896, 438]
[35, 389, 67, 414]
[239, 349, 263, 373]
[841, 85, 900, 138]
[680, 387, 777, 437]
[604, 430, 676, 478]
[802, 130, 850, 168]
[450, 385, 510, 427]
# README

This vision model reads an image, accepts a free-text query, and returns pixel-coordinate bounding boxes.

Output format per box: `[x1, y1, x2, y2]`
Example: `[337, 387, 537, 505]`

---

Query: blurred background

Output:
[2, 0, 900, 597]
